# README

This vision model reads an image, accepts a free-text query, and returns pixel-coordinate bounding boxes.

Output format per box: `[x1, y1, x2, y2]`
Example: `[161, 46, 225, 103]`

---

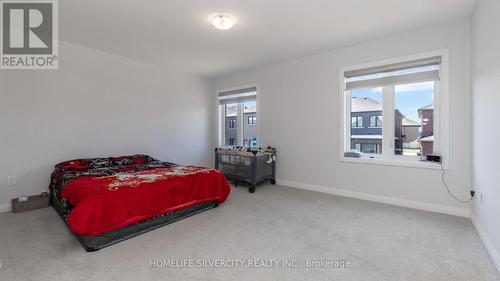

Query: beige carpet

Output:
[0, 184, 498, 281]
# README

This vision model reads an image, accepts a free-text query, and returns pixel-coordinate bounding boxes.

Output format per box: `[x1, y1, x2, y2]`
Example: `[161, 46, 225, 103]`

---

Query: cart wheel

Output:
[249, 186, 256, 193]
[270, 179, 276, 185]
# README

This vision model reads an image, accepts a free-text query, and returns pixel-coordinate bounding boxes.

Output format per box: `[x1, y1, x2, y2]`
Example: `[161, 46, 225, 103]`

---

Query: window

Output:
[359, 143, 381, 154]
[351, 116, 363, 128]
[395, 82, 434, 156]
[228, 118, 236, 129]
[341, 52, 448, 168]
[369, 115, 382, 127]
[350, 89, 383, 154]
[248, 116, 257, 125]
[218, 87, 258, 146]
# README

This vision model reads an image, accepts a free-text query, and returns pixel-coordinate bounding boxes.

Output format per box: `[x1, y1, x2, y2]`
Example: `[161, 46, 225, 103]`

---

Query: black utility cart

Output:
[215, 146, 276, 193]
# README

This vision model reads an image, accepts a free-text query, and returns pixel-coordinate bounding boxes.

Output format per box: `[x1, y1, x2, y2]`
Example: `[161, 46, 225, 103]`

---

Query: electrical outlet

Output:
[7, 176, 16, 186]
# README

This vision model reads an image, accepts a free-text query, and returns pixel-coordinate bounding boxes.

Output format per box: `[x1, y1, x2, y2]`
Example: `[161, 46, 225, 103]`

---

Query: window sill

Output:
[340, 155, 445, 170]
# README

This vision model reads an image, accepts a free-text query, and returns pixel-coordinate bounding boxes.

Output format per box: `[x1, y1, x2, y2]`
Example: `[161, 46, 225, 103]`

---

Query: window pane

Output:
[225, 103, 238, 146]
[361, 143, 378, 154]
[355, 143, 361, 151]
[395, 81, 434, 156]
[350, 88, 382, 154]
[248, 116, 256, 124]
[243, 101, 257, 147]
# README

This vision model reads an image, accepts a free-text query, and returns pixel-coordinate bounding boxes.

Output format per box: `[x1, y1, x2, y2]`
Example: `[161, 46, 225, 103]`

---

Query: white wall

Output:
[472, 0, 500, 270]
[0, 41, 213, 208]
[214, 19, 472, 213]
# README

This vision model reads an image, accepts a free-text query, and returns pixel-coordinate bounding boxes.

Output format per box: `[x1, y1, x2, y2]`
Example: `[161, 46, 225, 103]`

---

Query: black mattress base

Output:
[51, 194, 218, 252]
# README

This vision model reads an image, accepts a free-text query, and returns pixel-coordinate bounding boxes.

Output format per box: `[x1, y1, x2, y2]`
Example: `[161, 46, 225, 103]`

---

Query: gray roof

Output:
[225, 105, 256, 117]
[420, 135, 434, 142]
[419, 104, 434, 111]
[351, 97, 382, 112]
[418, 103, 434, 118]
[402, 118, 420, 126]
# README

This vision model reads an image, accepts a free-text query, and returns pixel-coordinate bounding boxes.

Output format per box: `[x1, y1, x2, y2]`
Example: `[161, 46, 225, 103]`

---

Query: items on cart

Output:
[215, 146, 276, 193]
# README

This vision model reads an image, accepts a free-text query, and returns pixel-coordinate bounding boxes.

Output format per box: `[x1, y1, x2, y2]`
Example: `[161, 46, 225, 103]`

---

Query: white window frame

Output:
[339, 50, 449, 170]
[217, 83, 260, 147]
[369, 115, 382, 128]
[248, 116, 257, 125]
[352, 116, 363, 128]
[228, 118, 236, 129]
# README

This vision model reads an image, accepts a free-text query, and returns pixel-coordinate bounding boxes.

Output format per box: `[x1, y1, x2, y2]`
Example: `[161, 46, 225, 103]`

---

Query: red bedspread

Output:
[61, 166, 230, 236]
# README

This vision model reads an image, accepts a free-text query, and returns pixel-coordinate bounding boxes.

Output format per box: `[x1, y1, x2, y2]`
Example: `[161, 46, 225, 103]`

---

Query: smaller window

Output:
[351, 116, 363, 128]
[369, 115, 382, 127]
[248, 116, 256, 125]
[228, 119, 236, 129]
[229, 138, 235, 145]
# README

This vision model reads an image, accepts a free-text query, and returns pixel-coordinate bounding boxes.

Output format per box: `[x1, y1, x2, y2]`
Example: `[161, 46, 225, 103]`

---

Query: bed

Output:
[49, 154, 231, 252]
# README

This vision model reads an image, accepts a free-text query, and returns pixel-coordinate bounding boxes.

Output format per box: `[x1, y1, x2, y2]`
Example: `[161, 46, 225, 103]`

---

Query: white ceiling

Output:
[60, 0, 478, 77]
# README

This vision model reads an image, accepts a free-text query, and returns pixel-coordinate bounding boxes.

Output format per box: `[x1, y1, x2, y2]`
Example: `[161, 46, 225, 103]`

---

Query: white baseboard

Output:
[277, 179, 470, 218]
[471, 214, 500, 273]
[0, 203, 11, 213]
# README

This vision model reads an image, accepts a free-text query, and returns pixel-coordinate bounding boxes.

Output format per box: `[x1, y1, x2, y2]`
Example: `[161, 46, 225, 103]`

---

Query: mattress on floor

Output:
[48, 154, 231, 251]
[50, 191, 218, 252]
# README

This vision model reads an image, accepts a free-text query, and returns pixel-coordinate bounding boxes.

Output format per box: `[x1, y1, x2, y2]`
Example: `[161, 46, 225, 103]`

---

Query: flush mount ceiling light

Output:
[210, 14, 236, 30]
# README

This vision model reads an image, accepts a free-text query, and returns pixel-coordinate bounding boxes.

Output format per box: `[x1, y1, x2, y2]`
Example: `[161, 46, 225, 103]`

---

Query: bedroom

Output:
[0, 0, 499, 280]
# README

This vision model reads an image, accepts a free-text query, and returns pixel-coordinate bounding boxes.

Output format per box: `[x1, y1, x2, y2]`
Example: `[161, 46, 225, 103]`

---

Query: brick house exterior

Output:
[418, 104, 434, 156]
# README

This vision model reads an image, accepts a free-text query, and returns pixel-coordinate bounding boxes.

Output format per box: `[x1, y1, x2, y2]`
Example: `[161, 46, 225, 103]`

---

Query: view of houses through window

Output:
[219, 87, 258, 147]
[351, 89, 384, 154]
[224, 101, 257, 147]
[350, 81, 435, 157]
[396, 82, 435, 156]
[345, 56, 441, 158]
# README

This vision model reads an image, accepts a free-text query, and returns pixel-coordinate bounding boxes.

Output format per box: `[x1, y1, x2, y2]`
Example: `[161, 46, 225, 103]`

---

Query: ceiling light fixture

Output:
[210, 14, 236, 30]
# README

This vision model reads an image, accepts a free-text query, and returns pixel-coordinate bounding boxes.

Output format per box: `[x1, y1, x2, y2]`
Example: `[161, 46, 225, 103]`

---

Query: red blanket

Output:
[61, 166, 230, 236]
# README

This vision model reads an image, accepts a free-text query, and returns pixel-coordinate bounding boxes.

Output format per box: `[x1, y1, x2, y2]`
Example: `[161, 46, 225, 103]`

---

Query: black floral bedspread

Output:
[49, 155, 177, 211]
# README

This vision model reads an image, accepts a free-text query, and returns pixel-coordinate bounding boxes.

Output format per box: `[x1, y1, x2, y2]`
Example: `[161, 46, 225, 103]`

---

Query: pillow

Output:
[54, 159, 90, 171]
[111, 154, 157, 166]
[55, 154, 158, 171]
[131, 154, 157, 164]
